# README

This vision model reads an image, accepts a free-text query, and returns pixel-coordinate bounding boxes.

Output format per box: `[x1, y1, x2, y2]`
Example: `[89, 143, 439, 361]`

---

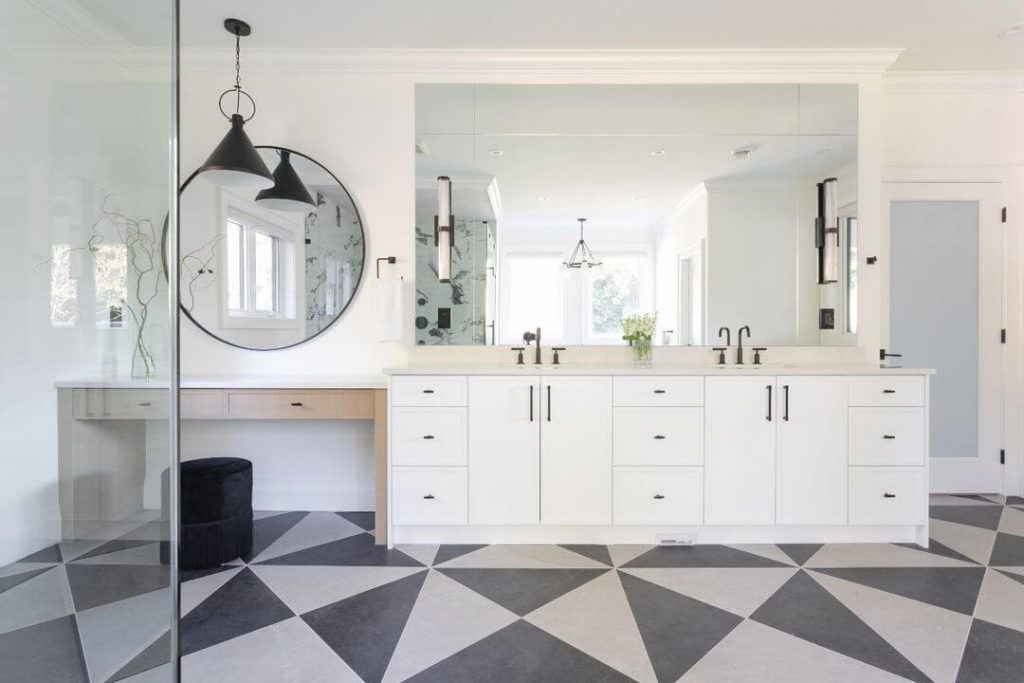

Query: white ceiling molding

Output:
[181, 48, 905, 76]
[883, 71, 1024, 94]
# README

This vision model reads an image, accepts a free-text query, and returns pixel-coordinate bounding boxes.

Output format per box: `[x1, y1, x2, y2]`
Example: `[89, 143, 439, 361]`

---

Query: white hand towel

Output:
[375, 278, 405, 342]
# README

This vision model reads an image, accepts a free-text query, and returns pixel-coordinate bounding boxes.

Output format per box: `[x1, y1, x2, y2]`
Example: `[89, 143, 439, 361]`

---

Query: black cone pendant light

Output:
[256, 150, 315, 211]
[197, 18, 273, 191]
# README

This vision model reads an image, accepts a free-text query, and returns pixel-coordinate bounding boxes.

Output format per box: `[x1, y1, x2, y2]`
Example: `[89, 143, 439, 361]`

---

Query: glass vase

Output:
[631, 338, 653, 368]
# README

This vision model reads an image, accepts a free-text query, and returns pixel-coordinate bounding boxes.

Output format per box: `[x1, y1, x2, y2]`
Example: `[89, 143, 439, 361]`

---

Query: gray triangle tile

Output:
[244, 511, 308, 561]
[1006, 496, 1024, 506]
[395, 544, 439, 567]
[622, 544, 790, 568]
[106, 632, 170, 683]
[619, 570, 742, 682]
[110, 661, 171, 683]
[180, 566, 244, 616]
[930, 504, 1004, 531]
[929, 518, 998, 565]
[955, 618, 1024, 683]
[930, 494, 1001, 507]
[0, 564, 75, 635]
[77, 587, 170, 683]
[895, 538, 979, 565]
[65, 564, 169, 613]
[806, 542, 975, 568]
[18, 543, 63, 563]
[777, 544, 823, 566]
[558, 545, 613, 567]
[438, 568, 608, 616]
[252, 565, 424, 615]
[811, 566, 986, 615]
[336, 511, 375, 531]
[435, 545, 604, 569]
[620, 567, 797, 618]
[998, 505, 1024, 536]
[404, 619, 633, 683]
[997, 568, 1024, 587]
[180, 567, 294, 656]
[0, 566, 53, 596]
[0, 561, 56, 579]
[302, 570, 428, 683]
[989, 532, 1024, 566]
[730, 544, 800, 566]
[950, 494, 1003, 504]
[179, 564, 238, 584]
[974, 568, 1024, 633]
[71, 539, 153, 563]
[750, 570, 930, 683]
[256, 533, 424, 567]
[0, 615, 88, 683]
[73, 542, 162, 566]
[607, 545, 654, 568]
[252, 512, 364, 563]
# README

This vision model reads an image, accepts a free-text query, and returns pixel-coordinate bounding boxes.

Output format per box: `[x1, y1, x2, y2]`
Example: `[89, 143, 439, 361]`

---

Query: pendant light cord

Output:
[234, 30, 242, 114]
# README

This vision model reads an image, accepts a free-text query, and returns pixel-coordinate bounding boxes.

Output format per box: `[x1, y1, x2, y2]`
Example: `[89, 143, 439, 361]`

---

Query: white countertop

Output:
[54, 375, 388, 389]
[385, 363, 935, 376]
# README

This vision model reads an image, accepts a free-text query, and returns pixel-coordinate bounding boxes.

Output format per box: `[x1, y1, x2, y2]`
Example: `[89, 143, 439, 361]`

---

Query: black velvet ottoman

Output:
[161, 457, 254, 570]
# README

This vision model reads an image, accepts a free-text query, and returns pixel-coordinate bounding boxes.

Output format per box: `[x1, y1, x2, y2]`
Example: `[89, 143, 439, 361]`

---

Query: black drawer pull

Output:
[422, 389, 435, 394]
[882, 434, 896, 440]
[653, 435, 666, 440]
[423, 494, 435, 500]
[290, 402, 303, 407]
[653, 494, 665, 500]
[653, 389, 666, 394]
[423, 435, 435, 440]
[883, 492, 896, 498]
[882, 389, 896, 394]
[138, 402, 152, 407]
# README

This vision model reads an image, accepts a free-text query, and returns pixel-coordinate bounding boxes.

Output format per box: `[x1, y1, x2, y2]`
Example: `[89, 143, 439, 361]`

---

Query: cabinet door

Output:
[468, 376, 540, 524]
[705, 377, 776, 525]
[776, 376, 848, 525]
[541, 377, 613, 525]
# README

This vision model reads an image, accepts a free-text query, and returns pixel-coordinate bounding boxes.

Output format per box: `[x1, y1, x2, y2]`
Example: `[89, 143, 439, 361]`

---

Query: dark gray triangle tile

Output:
[180, 567, 293, 656]
[64, 564, 170, 612]
[432, 544, 486, 566]
[0, 566, 53, 596]
[751, 571, 930, 683]
[437, 568, 608, 617]
[990, 532, 1024, 566]
[618, 570, 742, 682]
[996, 569, 1024, 588]
[955, 618, 1024, 683]
[405, 619, 633, 683]
[302, 570, 427, 683]
[244, 511, 308, 562]
[70, 539, 153, 563]
[777, 544, 823, 566]
[180, 564, 238, 584]
[896, 539, 980, 565]
[559, 545, 613, 567]
[106, 631, 169, 682]
[1006, 496, 1024, 506]
[0, 615, 88, 683]
[812, 566, 986, 616]
[257, 533, 423, 567]
[623, 544, 790, 569]
[18, 544, 62, 563]
[950, 494, 1003, 504]
[931, 505, 1004, 531]
[336, 511, 375, 531]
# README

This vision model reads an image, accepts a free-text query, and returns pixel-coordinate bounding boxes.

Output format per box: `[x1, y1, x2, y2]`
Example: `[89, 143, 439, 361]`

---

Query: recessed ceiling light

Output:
[650, 149, 667, 157]
[538, 196, 551, 202]
[488, 149, 504, 157]
[998, 23, 1024, 38]
[632, 197, 645, 202]
[731, 147, 755, 160]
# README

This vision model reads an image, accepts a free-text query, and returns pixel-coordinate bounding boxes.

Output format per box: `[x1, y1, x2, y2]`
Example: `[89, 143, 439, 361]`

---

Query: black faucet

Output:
[717, 326, 731, 348]
[522, 328, 542, 365]
[737, 326, 751, 365]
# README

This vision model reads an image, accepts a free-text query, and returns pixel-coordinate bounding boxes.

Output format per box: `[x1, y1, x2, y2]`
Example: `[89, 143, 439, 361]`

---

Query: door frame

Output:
[677, 239, 706, 346]
[880, 182, 1008, 494]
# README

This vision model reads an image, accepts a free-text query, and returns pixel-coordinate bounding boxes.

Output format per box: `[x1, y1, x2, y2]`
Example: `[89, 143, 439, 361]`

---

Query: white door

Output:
[705, 376, 777, 525]
[468, 376, 540, 524]
[776, 376, 848, 524]
[541, 376, 613, 524]
[883, 184, 1005, 494]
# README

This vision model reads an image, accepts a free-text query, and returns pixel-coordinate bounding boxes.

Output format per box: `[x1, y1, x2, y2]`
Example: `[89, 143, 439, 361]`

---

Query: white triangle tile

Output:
[729, 544, 798, 566]
[181, 567, 244, 616]
[250, 565, 424, 615]
[929, 518, 998, 565]
[998, 565, 1024, 578]
[607, 545, 654, 568]
[620, 567, 798, 618]
[383, 570, 518, 682]
[805, 543, 975, 569]
[251, 512, 364, 563]
[116, 663, 172, 683]
[526, 570, 657, 683]
[810, 571, 972, 683]
[254, 510, 289, 520]
[435, 544, 608, 569]
[181, 616, 362, 683]
[680, 619, 914, 683]
[974, 567, 1024, 633]
[998, 505, 1024, 537]
[0, 562, 56, 580]
[77, 587, 172, 683]
[929, 494, 1000, 507]
[0, 564, 74, 635]
[396, 544, 439, 567]
[58, 538, 108, 562]
[73, 542, 162, 566]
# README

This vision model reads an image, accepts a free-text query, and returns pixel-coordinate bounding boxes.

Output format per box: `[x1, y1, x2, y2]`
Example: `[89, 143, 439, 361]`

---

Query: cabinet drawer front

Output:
[849, 467, 925, 525]
[849, 377, 925, 407]
[391, 376, 467, 407]
[614, 467, 703, 525]
[181, 390, 225, 419]
[613, 408, 703, 466]
[613, 377, 703, 407]
[393, 408, 467, 466]
[73, 389, 168, 420]
[849, 408, 925, 466]
[393, 467, 467, 525]
[226, 390, 373, 419]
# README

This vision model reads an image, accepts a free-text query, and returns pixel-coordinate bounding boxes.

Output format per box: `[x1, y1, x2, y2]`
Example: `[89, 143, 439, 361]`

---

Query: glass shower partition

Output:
[0, 2, 179, 681]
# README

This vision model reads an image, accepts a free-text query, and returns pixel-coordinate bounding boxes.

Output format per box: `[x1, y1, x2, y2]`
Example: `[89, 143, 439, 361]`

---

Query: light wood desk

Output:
[57, 376, 390, 546]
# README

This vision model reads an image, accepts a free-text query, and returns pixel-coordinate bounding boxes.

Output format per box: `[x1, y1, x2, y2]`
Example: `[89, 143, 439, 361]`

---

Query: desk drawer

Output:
[849, 377, 925, 407]
[393, 467, 468, 525]
[181, 390, 226, 419]
[225, 390, 374, 419]
[393, 408, 467, 466]
[72, 389, 168, 420]
[391, 376, 467, 407]
[613, 407, 703, 466]
[614, 377, 703, 407]
[849, 407, 925, 466]
[614, 467, 703, 525]
[849, 467, 925, 525]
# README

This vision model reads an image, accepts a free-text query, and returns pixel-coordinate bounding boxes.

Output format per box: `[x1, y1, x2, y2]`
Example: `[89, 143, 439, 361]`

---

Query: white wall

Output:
[654, 186, 708, 345]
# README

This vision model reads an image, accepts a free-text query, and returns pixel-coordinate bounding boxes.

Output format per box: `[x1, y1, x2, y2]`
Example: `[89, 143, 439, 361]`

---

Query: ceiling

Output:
[176, 0, 1024, 71]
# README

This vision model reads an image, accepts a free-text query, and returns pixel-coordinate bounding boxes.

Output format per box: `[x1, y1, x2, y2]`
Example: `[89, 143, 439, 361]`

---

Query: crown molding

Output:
[883, 71, 1024, 94]
[181, 48, 905, 76]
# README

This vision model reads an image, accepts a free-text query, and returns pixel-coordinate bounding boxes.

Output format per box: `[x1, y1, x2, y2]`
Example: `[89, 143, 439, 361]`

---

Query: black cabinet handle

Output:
[653, 494, 665, 500]
[422, 389, 435, 394]
[883, 492, 896, 498]
[290, 402, 303, 407]
[547, 385, 551, 422]
[529, 385, 534, 422]
[782, 384, 790, 422]
[423, 435, 435, 440]
[766, 385, 773, 421]
[653, 434, 666, 440]
[653, 389, 666, 394]
[883, 434, 896, 440]
[138, 402, 152, 407]
[423, 494, 435, 500]
[882, 389, 896, 394]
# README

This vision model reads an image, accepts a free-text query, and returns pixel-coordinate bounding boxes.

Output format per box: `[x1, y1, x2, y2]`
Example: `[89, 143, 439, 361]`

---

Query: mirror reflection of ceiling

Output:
[415, 84, 857, 232]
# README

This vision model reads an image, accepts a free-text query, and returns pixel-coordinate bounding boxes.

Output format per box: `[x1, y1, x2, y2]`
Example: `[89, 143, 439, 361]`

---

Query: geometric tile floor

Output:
[2, 495, 1023, 682]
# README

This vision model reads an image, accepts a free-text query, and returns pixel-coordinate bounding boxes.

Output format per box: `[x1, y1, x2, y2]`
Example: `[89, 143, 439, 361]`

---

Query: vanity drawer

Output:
[181, 390, 226, 419]
[393, 467, 468, 525]
[613, 377, 703, 407]
[849, 408, 925, 466]
[391, 376, 467, 407]
[849, 467, 925, 525]
[392, 408, 467, 466]
[614, 467, 703, 525]
[73, 389, 168, 420]
[225, 390, 373, 419]
[848, 377, 925, 407]
[613, 408, 703, 466]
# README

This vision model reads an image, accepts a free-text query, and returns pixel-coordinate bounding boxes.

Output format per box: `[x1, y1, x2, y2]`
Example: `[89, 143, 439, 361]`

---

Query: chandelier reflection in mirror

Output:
[564, 217, 602, 269]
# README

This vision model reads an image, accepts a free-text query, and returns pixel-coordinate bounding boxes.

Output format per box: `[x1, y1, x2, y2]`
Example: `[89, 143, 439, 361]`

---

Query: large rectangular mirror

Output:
[414, 84, 858, 347]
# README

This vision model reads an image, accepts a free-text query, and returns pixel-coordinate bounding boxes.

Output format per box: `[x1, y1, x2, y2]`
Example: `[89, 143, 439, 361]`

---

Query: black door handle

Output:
[766, 385, 773, 421]
[653, 389, 666, 394]
[653, 494, 665, 500]
[423, 494, 435, 500]
[653, 435, 666, 440]
[883, 434, 896, 440]
[782, 384, 789, 422]
[422, 389, 435, 394]
[883, 492, 896, 498]
[423, 435, 435, 440]
[883, 389, 896, 394]
[529, 385, 534, 422]
[547, 385, 551, 422]
[290, 402, 303, 407]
